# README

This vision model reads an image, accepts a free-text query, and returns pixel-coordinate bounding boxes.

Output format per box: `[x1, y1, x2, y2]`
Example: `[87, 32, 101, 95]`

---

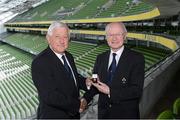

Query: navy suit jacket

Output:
[31, 47, 87, 119]
[84, 47, 145, 119]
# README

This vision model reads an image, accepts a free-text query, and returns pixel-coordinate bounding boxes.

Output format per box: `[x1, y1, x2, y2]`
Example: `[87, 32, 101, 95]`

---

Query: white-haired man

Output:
[83, 22, 145, 119]
[32, 21, 87, 119]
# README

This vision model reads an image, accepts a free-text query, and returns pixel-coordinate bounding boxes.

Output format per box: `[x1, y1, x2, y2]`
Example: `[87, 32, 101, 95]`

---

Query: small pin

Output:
[122, 78, 126, 84]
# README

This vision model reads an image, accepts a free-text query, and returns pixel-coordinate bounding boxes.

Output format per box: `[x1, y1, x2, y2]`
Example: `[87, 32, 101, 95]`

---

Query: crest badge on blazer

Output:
[122, 77, 127, 84]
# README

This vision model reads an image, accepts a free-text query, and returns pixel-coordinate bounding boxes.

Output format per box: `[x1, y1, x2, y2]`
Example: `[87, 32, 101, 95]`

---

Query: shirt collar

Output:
[49, 46, 65, 59]
[110, 45, 124, 57]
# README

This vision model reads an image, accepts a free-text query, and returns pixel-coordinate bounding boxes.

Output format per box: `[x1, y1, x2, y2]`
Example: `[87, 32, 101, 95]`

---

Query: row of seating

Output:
[0, 44, 38, 119]
[13, 0, 88, 21]
[65, 0, 107, 19]
[75, 44, 109, 76]
[132, 47, 168, 70]
[5, 33, 95, 57]
[5, 33, 47, 54]
[123, 2, 154, 16]
[97, 0, 131, 18]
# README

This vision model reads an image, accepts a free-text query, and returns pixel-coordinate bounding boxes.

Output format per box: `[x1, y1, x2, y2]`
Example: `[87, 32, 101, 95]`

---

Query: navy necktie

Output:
[108, 53, 117, 84]
[62, 55, 73, 80]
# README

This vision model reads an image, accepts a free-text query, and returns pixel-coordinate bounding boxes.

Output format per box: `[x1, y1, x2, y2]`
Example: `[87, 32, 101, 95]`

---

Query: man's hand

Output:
[86, 78, 92, 90]
[92, 80, 110, 95]
[79, 98, 87, 113]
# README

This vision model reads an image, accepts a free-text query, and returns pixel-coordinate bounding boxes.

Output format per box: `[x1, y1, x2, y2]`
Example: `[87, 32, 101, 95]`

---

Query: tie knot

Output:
[61, 55, 70, 72]
[62, 55, 66, 62]
[112, 53, 116, 59]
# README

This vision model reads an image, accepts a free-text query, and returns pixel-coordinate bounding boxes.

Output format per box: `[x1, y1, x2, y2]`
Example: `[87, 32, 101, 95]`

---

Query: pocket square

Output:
[122, 77, 127, 84]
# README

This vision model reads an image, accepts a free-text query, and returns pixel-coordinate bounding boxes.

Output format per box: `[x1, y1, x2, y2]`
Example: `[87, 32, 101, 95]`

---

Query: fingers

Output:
[97, 80, 103, 85]
[92, 81, 110, 95]
[92, 82, 103, 93]
[86, 78, 92, 90]
[92, 82, 100, 88]
[92, 80, 104, 87]
[79, 98, 87, 113]
[86, 78, 92, 86]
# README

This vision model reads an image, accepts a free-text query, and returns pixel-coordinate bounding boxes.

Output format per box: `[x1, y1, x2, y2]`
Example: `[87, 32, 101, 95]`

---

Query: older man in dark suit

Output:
[31, 21, 87, 119]
[83, 22, 145, 119]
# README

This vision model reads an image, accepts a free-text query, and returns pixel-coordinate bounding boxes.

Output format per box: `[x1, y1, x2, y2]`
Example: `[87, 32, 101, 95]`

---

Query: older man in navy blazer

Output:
[31, 21, 87, 119]
[83, 22, 145, 119]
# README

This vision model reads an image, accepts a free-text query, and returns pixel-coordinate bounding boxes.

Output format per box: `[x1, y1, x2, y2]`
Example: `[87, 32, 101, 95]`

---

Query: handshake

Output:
[79, 98, 87, 113]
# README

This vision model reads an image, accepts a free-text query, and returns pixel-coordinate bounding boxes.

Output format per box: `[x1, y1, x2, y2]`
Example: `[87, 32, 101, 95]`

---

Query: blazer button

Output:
[109, 104, 112, 108]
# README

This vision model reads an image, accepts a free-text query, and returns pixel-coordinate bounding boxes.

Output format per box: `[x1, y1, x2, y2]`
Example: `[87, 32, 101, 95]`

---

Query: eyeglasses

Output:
[55, 35, 69, 39]
[106, 33, 125, 38]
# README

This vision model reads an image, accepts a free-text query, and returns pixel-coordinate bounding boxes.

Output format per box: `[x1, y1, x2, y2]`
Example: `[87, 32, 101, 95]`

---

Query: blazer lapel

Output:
[64, 52, 79, 89]
[47, 47, 73, 80]
[102, 51, 110, 83]
[47, 47, 66, 71]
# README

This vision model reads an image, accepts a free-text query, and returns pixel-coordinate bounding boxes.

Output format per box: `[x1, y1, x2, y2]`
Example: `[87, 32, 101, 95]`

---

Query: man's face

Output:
[47, 27, 69, 54]
[106, 23, 126, 52]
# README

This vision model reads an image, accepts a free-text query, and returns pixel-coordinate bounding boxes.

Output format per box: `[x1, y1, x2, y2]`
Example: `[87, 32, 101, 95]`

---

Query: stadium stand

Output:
[9, 0, 156, 22]
[12, 0, 89, 21]
[65, 0, 107, 19]
[4, 33, 47, 54]
[0, 44, 38, 119]
[124, 2, 154, 15]
[2, 32, 171, 76]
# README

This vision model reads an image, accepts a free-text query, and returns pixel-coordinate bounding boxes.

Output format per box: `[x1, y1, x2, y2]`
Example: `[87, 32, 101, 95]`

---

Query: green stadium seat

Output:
[0, 111, 5, 119]
[12, 105, 21, 118]
[24, 99, 34, 115]
[173, 98, 180, 117]
[16, 103, 26, 118]
[2, 109, 10, 119]
[157, 110, 175, 120]
[6, 106, 16, 119]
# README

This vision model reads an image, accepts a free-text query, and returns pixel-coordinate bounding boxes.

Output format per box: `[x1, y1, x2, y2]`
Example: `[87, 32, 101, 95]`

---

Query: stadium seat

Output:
[12, 106, 21, 118]
[2, 108, 11, 119]
[0, 111, 5, 119]
[157, 110, 175, 120]
[173, 98, 180, 118]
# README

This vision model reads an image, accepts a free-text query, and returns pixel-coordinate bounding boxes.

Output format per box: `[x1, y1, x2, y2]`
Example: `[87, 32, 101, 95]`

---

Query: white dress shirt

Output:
[108, 46, 124, 69]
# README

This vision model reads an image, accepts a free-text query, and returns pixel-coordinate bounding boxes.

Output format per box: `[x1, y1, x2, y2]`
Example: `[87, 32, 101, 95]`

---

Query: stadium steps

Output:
[0, 45, 37, 119]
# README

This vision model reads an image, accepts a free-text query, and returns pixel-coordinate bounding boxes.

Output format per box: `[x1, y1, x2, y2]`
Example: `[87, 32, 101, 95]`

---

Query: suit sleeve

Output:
[77, 73, 88, 91]
[68, 53, 87, 91]
[83, 55, 100, 103]
[110, 55, 145, 102]
[31, 59, 80, 115]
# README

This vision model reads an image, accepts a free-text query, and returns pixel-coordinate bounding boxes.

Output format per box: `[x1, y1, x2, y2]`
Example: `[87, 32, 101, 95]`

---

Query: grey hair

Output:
[47, 21, 69, 36]
[105, 22, 127, 37]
